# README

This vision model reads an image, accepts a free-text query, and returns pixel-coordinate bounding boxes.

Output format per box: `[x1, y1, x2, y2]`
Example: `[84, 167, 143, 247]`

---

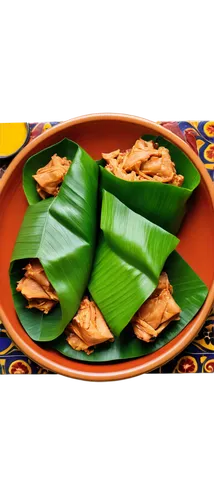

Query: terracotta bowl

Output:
[0, 114, 213, 380]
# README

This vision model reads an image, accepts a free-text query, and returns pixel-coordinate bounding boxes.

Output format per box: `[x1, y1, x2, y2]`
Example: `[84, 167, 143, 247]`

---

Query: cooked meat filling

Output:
[33, 154, 71, 199]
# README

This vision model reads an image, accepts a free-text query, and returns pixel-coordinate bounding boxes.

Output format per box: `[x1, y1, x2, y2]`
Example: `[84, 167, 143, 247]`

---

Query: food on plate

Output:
[65, 297, 114, 354]
[33, 154, 71, 199]
[10, 136, 208, 363]
[16, 259, 59, 314]
[10, 139, 99, 342]
[132, 272, 181, 342]
[88, 190, 179, 336]
[102, 138, 184, 185]
[99, 134, 201, 235]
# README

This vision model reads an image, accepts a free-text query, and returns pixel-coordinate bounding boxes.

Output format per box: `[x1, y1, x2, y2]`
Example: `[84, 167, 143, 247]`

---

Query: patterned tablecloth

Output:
[0, 121, 213, 374]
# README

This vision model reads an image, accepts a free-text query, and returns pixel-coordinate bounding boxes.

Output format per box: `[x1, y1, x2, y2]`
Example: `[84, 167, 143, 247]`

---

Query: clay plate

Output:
[0, 114, 213, 381]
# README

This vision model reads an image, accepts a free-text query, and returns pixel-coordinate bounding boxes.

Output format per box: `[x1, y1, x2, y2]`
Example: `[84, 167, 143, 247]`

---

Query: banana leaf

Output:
[53, 252, 208, 363]
[10, 147, 99, 341]
[89, 191, 178, 335]
[23, 138, 80, 205]
[99, 134, 200, 234]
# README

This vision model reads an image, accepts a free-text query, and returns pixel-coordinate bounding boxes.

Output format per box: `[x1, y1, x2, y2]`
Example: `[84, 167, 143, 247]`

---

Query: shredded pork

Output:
[102, 139, 184, 186]
[132, 272, 181, 342]
[33, 154, 71, 199]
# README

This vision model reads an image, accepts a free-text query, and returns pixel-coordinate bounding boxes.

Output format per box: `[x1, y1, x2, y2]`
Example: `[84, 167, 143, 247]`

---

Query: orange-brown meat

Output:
[132, 272, 181, 342]
[33, 154, 71, 199]
[16, 259, 59, 314]
[23, 261, 58, 300]
[26, 299, 56, 314]
[105, 163, 139, 181]
[140, 147, 176, 183]
[65, 297, 114, 354]
[102, 139, 184, 186]
[66, 332, 94, 355]
[171, 174, 185, 187]
[17, 276, 51, 300]
[102, 149, 121, 161]
[123, 139, 160, 172]
[151, 271, 173, 296]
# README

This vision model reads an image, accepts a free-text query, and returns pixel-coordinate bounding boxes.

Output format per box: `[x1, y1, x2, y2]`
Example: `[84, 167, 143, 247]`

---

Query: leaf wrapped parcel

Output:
[10, 144, 99, 341]
[99, 135, 200, 234]
[23, 138, 82, 205]
[53, 252, 208, 363]
[89, 191, 179, 335]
